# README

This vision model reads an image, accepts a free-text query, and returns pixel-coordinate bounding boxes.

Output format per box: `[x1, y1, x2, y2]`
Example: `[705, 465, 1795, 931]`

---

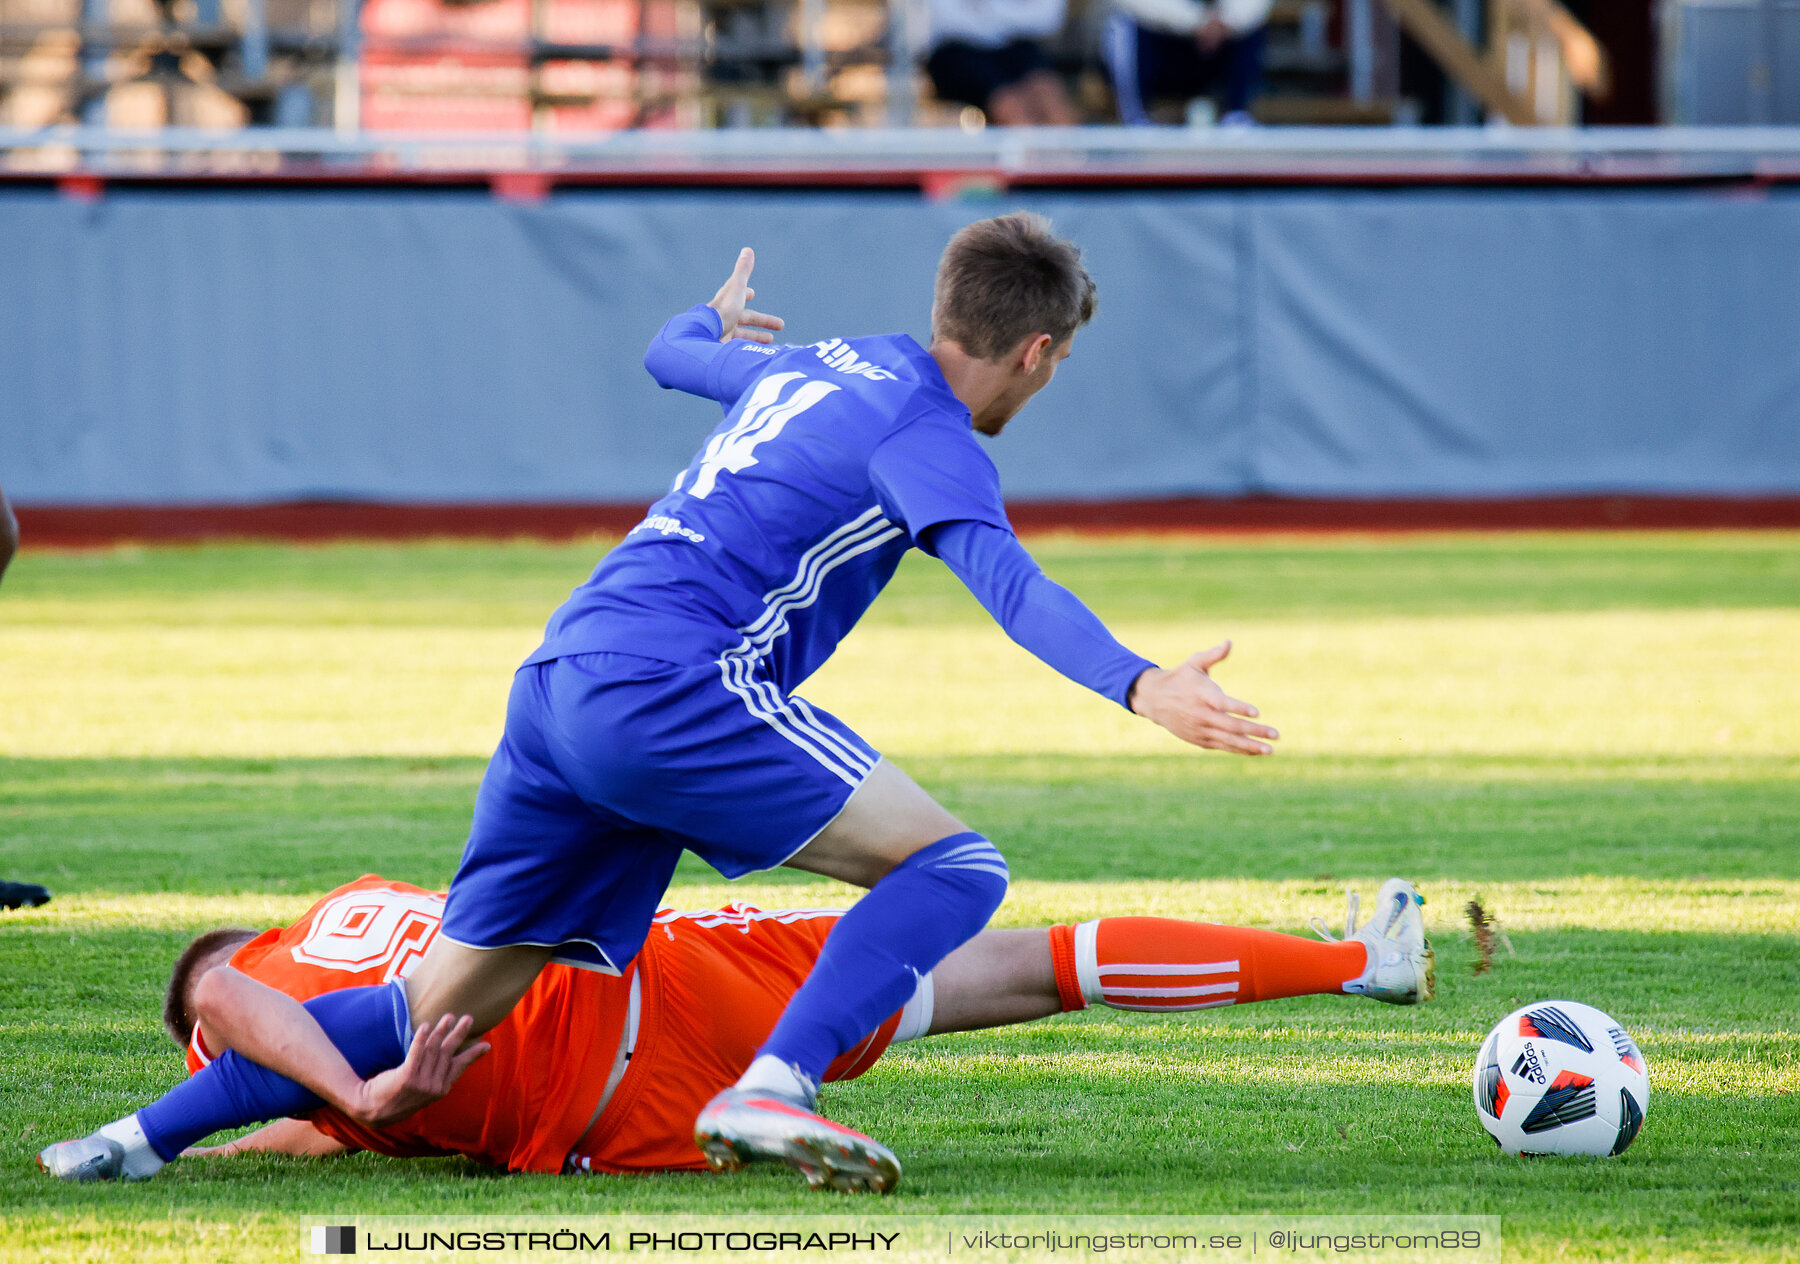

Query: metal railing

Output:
[5, 122, 1800, 179]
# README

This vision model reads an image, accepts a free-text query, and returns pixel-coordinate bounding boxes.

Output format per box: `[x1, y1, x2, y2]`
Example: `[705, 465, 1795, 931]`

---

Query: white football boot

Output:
[1313, 878, 1436, 1005]
[695, 1070, 901, 1194]
[38, 1135, 127, 1182]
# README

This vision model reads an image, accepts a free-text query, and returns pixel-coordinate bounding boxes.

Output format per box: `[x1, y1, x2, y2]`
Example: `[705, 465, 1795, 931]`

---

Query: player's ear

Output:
[1018, 332, 1054, 375]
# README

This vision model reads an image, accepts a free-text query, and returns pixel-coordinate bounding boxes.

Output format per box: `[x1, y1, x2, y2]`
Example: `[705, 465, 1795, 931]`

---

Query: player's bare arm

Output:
[182, 1117, 351, 1160]
[192, 966, 490, 1128]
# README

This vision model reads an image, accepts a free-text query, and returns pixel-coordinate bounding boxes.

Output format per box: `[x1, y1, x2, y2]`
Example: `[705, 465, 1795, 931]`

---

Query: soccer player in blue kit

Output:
[43, 213, 1293, 1194]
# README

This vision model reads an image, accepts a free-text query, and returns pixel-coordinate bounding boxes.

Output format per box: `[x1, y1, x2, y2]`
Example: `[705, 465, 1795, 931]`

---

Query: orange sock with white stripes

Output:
[1047, 918, 1368, 1012]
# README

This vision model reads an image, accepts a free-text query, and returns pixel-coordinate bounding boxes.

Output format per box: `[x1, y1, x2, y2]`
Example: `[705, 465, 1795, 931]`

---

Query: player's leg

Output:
[536, 654, 999, 1193]
[920, 885, 1434, 1036]
[41, 663, 636, 1182]
[753, 759, 1005, 1060]
[402, 941, 552, 1036]
[766, 759, 968, 885]
[919, 929, 1061, 1032]
[756, 763, 1000, 1065]
[566, 905, 920, 1178]
[695, 761, 1009, 1191]
[685, 883, 1424, 1188]
[1053, 883, 1432, 1014]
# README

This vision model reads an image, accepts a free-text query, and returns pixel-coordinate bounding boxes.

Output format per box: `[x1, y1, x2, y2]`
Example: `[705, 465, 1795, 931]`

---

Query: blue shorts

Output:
[439, 652, 879, 973]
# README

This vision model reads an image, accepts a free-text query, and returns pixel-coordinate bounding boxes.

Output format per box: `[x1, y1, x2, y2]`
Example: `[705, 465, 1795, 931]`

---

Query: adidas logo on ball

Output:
[1472, 1000, 1651, 1157]
[1511, 1046, 1547, 1084]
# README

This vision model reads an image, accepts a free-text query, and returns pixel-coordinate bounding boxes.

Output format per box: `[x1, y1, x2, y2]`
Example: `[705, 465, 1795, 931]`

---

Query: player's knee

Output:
[913, 832, 1010, 907]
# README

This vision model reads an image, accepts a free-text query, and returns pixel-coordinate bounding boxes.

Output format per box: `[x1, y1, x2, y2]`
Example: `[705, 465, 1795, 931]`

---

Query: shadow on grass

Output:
[4, 921, 1793, 1215]
[4, 754, 1797, 893]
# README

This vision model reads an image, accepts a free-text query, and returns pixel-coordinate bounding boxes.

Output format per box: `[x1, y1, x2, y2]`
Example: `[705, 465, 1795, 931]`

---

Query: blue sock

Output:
[758, 832, 1009, 1084]
[138, 981, 409, 1161]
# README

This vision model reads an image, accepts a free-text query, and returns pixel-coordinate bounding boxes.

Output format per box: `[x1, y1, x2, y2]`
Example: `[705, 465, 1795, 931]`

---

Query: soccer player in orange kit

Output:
[125, 872, 1431, 1180]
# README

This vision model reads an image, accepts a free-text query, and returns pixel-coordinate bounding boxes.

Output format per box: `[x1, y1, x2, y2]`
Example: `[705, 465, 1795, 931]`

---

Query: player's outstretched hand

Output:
[1129, 641, 1278, 756]
[708, 246, 785, 345]
[346, 1014, 491, 1128]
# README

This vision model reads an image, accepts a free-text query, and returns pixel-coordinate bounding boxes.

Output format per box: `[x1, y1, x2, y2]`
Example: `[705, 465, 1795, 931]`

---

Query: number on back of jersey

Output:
[687, 372, 840, 499]
[292, 888, 446, 982]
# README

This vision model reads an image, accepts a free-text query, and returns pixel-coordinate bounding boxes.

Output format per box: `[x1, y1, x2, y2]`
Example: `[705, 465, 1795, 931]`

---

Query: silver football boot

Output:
[1313, 878, 1436, 1005]
[695, 1085, 901, 1194]
[38, 1135, 127, 1182]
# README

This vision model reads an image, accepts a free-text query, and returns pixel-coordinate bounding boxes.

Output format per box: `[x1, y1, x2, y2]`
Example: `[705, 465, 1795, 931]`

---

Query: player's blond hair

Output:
[930, 212, 1098, 361]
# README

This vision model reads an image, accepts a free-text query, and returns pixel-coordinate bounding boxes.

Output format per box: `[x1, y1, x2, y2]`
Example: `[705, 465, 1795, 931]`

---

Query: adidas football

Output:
[1472, 1000, 1649, 1156]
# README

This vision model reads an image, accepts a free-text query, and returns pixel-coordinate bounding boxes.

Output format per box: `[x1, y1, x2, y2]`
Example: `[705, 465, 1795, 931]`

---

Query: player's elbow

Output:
[643, 345, 669, 389]
[643, 338, 683, 391]
[191, 966, 242, 1033]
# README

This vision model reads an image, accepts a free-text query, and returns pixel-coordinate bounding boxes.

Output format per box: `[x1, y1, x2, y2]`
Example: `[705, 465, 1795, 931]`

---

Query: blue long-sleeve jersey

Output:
[525, 306, 1155, 709]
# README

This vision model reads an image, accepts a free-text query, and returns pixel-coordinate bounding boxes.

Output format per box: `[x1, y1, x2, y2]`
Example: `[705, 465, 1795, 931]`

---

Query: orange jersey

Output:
[570, 902, 897, 1174]
[188, 875, 629, 1174]
[189, 876, 898, 1175]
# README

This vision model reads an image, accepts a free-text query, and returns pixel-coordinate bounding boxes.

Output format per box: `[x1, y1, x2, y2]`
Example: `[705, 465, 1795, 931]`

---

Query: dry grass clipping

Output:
[1466, 897, 1503, 974]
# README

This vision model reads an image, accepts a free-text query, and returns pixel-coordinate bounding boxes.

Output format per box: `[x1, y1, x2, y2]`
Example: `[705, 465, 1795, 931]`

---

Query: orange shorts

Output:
[569, 905, 902, 1174]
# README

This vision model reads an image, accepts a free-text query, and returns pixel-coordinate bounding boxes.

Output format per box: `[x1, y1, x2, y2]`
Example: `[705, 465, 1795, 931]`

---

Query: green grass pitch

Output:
[2, 532, 1797, 1261]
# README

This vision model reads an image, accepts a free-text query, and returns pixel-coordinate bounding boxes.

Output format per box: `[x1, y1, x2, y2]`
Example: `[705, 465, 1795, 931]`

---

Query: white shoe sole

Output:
[696, 1094, 900, 1194]
[38, 1137, 125, 1182]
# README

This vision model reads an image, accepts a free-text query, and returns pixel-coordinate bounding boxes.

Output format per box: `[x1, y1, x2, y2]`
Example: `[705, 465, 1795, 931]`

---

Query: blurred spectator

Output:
[1, 882, 52, 909]
[0, 481, 48, 912]
[925, 0, 1080, 124]
[0, 480, 15, 585]
[1101, 0, 1268, 124]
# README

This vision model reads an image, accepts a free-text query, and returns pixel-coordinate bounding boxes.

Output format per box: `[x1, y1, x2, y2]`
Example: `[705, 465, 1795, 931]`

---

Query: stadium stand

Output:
[0, 0, 1663, 130]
